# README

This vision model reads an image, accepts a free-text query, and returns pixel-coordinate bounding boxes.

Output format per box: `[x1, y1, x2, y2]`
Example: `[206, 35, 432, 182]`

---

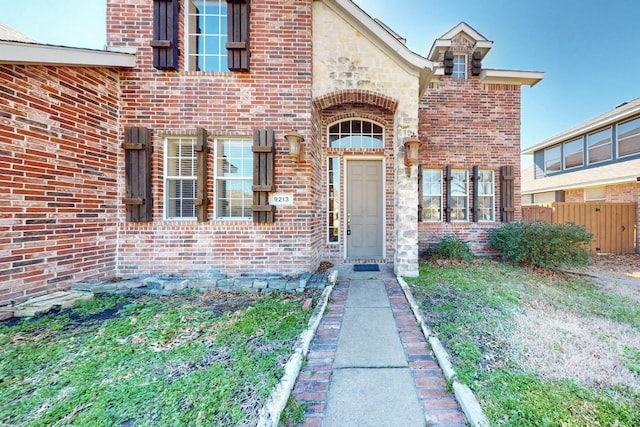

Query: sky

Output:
[1, 0, 639, 169]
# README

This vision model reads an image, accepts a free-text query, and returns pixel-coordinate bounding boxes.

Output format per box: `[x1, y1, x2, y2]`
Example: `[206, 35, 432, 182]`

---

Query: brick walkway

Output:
[291, 278, 466, 426]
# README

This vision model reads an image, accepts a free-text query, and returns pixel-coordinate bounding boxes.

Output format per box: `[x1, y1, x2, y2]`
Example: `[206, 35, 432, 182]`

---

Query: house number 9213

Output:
[269, 193, 294, 206]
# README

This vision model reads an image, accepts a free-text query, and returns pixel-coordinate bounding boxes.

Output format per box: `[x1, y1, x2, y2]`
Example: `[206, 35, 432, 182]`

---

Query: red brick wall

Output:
[318, 104, 396, 264]
[418, 47, 522, 254]
[108, 0, 316, 277]
[0, 65, 121, 306]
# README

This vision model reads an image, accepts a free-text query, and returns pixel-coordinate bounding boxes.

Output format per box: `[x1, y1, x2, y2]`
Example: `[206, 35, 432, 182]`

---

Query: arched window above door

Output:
[328, 119, 384, 148]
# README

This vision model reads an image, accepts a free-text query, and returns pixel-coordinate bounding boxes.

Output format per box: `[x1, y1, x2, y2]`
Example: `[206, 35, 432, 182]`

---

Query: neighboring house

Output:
[522, 98, 640, 252]
[0, 0, 542, 307]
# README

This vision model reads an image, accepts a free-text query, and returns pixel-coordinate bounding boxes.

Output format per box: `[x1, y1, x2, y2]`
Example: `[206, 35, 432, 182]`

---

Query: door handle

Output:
[347, 212, 352, 235]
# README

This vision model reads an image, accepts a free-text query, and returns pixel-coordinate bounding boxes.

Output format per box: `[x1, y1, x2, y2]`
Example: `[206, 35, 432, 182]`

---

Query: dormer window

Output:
[453, 54, 467, 79]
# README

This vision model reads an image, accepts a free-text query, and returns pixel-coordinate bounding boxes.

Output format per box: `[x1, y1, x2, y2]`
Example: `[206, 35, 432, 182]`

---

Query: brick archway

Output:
[313, 89, 399, 113]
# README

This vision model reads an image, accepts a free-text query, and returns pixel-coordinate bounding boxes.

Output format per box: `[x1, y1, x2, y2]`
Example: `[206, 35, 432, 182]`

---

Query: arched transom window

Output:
[328, 119, 383, 148]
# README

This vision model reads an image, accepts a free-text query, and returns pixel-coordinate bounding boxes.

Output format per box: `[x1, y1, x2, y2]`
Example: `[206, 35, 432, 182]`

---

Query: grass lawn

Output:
[407, 259, 640, 427]
[0, 289, 318, 426]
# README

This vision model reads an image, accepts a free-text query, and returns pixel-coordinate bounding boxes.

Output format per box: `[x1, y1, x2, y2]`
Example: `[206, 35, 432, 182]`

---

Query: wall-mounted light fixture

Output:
[284, 132, 305, 162]
[404, 133, 422, 170]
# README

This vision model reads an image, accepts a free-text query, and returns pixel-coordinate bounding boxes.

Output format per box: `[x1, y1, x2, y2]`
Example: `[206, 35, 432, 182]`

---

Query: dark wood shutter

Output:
[417, 164, 423, 222]
[500, 165, 515, 223]
[252, 129, 275, 223]
[151, 0, 179, 70]
[443, 50, 454, 75]
[123, 127, 153, 222]
[471, 166, 479, 222]
[444, 165, 452, 222]
[471, 51, 482, 76]
[226, 0, 250, 71]
[194, 128, 209, 222]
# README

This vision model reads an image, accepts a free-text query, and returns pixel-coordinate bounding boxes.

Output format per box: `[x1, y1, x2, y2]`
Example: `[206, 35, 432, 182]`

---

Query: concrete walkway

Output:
[292, 264, 466, 426]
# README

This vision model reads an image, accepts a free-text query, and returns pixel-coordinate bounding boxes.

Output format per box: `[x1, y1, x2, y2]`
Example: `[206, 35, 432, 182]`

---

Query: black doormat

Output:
[353, 264, 379, 272]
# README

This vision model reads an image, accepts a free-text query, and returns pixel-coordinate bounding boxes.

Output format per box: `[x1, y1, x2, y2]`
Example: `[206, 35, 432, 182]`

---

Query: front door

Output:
[346, 160, 383, 258]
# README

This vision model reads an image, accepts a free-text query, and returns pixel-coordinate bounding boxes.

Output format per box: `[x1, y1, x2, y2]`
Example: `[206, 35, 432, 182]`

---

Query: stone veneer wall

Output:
[0, 64, 121, 307]
[312, 1, 422, 276]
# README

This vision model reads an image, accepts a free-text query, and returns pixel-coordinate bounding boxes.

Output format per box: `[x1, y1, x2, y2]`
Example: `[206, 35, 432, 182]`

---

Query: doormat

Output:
[353, 264, 379, 272]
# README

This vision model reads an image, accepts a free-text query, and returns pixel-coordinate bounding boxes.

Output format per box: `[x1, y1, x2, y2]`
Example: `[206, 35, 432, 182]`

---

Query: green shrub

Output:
[427, 235, 474, 261]
[489, 221, 592, 270]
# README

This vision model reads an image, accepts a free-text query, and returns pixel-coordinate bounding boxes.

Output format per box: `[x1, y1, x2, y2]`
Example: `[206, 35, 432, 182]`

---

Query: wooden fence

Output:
[522, 202, 637, 254]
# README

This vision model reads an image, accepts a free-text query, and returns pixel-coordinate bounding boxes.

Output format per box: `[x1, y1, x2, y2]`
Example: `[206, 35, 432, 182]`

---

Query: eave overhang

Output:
[479, 69, 544, 87]
[0, 40, 136, 68]
[522, 97, 640, 155]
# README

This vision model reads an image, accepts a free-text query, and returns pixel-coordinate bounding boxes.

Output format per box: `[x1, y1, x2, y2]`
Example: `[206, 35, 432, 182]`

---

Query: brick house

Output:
[522, 98, 640, 252]
[0, 0, 542, 307]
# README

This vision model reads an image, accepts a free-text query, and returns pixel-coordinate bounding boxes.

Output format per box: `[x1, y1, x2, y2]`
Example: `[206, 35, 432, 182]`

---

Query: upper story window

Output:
[453, 55, 467, 79]
[186, 0, 228, 72]
[215, 138, 253, 219]
[617, 116, 640, 158]
[544, 145, 561, 173]
[165, 137, 198, 219]
[328, 119, 384, 149]
[587, 127, 612, 165]
[563, 137, 584, 169]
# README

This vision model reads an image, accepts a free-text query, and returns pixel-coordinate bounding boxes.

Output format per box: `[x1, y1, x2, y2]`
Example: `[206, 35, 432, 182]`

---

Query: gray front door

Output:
[346, 160, 383, 258]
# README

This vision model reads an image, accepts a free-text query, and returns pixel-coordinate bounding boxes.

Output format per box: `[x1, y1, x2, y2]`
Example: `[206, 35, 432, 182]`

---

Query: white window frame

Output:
[214, 137, 253, 220]
[452, 54, 467, 79]
[327, 157, 340, 244]
[450, 169, 469, 221]
[477, 170, 495, 222]
[617, 116, 640, 158]
[328, 118, 384, 149]
[164, 136, 198, 220]
[185, 0, 228, 72]
[422, 169, 442, 222]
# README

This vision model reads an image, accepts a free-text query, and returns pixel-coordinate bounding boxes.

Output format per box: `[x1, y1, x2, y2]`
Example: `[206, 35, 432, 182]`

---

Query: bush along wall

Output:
[489, 221, 592, 270]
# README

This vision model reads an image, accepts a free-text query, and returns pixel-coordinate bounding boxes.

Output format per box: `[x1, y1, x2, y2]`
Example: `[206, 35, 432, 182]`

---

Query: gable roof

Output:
[427, 21, 543, 88]
[428, 21, 493, 62]
[523, 97, 640, 154]
[0, 21, 39, 43]
[319, 0, 435, 95]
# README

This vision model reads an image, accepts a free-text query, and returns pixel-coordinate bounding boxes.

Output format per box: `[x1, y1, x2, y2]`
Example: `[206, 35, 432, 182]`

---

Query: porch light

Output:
[285, 132, 305, 162]
[404, 134, 421, 167]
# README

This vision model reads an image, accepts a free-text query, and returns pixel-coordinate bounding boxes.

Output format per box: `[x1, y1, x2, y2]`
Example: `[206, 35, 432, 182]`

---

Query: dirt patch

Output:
[512, 305, 640, 394]
[578, 253, 640, 282]
[316, 261, 334, 274]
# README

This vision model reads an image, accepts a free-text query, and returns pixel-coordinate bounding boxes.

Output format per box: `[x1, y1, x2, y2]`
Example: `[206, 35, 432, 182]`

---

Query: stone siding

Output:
[312, 1, 422, 276]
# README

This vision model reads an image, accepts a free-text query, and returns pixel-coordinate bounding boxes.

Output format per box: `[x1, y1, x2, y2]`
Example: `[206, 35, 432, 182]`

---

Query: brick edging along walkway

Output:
[291, 279, 466, 426]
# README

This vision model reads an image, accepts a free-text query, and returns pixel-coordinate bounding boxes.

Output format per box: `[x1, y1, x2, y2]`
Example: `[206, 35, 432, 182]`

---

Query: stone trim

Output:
[313, 89, 399, 113]
[71, 273, 329, 296]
